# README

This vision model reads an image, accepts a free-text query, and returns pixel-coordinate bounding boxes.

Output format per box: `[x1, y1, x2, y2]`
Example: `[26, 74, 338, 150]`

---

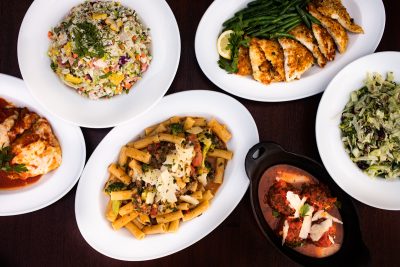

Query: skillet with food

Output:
[245, 142, 369, 266]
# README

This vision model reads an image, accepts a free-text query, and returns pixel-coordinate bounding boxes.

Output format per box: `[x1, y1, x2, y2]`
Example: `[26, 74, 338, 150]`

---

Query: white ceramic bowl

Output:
[18, 0, 180, 128]
[75, 90, 259, 260]
[316, 51, 400, 210]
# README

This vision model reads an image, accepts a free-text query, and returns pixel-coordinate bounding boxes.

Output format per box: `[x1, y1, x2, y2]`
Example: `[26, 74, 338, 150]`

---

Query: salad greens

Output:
[340, 72, 400, 179]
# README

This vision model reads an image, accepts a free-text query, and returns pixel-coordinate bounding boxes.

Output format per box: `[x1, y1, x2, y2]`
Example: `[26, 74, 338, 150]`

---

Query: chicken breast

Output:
[249, 38, 274, 85]
[311, 23, 336, 61]
[237, 46, 252, 76]
[278, 38, 314, 82]
[313, 0, 364, 33]
[308, 3, 348, 54]
[257, 39, 285, 82]
[289, 24, 327, 67]
[10, 118, 62, 180]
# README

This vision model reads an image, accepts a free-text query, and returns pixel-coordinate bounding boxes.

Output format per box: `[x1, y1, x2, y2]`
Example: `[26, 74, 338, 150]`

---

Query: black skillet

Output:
[245, 142, 370, 267]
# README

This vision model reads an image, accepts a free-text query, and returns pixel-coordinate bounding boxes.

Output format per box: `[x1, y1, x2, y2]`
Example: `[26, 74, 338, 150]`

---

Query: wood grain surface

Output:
[0, 1, 398, 266]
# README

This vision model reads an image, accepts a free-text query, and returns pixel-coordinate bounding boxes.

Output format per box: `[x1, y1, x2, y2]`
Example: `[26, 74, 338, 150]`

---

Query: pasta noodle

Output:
[103, 116, 232, 239]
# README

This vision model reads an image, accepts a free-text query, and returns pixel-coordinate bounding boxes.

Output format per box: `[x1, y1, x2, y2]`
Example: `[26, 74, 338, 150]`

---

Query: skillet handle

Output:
[245, 142, 284, 181]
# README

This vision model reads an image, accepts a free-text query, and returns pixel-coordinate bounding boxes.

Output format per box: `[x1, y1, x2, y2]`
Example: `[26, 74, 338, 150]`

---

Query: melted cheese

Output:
[299, 206, 314, 239]
[310, 218, 333, 241]
[0, 115, 17, 147]
[286, 191, 307, 218]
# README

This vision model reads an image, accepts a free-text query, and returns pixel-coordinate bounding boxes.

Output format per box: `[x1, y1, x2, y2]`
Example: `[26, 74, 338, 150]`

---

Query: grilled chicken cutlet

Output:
[237, 46, 252, 76]
[313, 0, 364, 33]
[311, 23, 336, 61]
[249, 38, 274, 84]
[257, 39, 285, 82]
[289, 24, 327, 67]
[278, 38, 314, 82]
[308, 3, 348, 54]
[0, 100, 61, 180]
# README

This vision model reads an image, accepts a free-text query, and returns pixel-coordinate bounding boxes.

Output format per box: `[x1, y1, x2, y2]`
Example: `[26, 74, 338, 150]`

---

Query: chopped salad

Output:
[340, 72, 400, 179]
[48, 1, 152, 99]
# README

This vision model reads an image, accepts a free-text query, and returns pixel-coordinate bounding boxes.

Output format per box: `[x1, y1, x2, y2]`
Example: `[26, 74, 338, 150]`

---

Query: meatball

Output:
[301, 184, 336, 210]
[281, 218, 304, 247]
[313, 224, 337, 247]
[268, 180, 300, 216]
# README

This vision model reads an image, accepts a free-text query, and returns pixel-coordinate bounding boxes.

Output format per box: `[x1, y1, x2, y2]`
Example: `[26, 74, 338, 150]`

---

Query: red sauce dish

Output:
[245, 142, 369, 266]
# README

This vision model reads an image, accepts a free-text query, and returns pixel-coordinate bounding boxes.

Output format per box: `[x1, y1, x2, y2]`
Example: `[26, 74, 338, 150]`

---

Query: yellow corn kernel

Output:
[105, 18, 119, 32]
[117, 20, 123, 28]
[109, 73, 124, 85]
[92, 13, 107, 20]
[63, 42, 72, 57]
[64, 74, 82, 84]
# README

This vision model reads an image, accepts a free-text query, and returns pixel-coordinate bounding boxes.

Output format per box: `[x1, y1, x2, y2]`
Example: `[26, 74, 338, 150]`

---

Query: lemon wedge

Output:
[217, 30, 234, 60]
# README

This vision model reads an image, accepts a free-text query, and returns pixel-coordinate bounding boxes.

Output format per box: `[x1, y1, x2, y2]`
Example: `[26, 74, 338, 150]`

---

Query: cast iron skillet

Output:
[245, 142, 369, 267]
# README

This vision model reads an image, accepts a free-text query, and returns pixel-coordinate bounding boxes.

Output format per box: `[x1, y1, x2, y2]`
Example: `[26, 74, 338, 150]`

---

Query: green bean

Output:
[295, 5, 310, 28]
[306, 13, 321, 25]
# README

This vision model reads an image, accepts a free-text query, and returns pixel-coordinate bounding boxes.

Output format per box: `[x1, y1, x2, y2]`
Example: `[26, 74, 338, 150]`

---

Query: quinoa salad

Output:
[47, 1, 152, 99]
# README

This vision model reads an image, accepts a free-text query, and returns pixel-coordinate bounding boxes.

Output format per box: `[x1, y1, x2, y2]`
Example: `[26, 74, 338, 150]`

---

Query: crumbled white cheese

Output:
[185, 126, 204, 134]
[282, 220, 289, 245]
[312, 210, 343, 224]
[140, 169, 161, 185]
[197, 173, 208, 186]
[310, 218, 333, 241]
[155, 169, 179, 203]
[179, 195, 199, 205]
[145, 191, 156, 204]
[286, 191, 307, 218]
[299, 206, 314, 239]
[162, 144, 194, 178]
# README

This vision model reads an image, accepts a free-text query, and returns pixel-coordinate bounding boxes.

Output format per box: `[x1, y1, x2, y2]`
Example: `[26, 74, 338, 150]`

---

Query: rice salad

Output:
[48, 1, 152, 99]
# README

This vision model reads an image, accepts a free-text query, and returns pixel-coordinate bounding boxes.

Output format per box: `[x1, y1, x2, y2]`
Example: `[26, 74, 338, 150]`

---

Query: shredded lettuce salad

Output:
[340, 72, 400, 179]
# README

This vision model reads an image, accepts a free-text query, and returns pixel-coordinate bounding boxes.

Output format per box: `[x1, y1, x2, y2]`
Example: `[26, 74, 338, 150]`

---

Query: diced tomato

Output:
[132, 36, 137, 42]
[47, 31, 53, 39]
[141, 63, 148, 72]
[150, 205, 158, 217]
[124, 81, 132, 89]
[188, 134, 202, 167]
[72, 53, 78, 59]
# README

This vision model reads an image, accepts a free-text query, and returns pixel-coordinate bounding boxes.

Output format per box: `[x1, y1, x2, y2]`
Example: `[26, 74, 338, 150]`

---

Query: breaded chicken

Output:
[249, 38, 274, 85]
[312, 23, 336, 61]
[8, 108, 40, 143]
[11, 118, 62, 180]
[278, 38, 314, 82]
[289, 24, 327, 67]
[237, 46, 252, 76]
[313, 0, 364, 33]
[308, 3, 348, 54]
[257, 39, 285, 82]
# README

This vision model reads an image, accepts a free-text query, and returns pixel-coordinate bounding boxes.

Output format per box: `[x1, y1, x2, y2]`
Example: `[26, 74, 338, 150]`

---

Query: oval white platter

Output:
[75, 90, 259, 260]
[0, 74, 85, 216]
[195, 0, 385, 102]
[316, 51, 400, 210]
[18, 0, 180, 128]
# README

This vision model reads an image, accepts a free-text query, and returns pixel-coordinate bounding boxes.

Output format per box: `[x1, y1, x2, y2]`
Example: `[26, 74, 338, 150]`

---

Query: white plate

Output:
[316, 51, 400, 210]
[18, 0, 180, 128]
[195, 0, 385, 102]
[75, 90, 259, 260]
[0, 74, 85, 216]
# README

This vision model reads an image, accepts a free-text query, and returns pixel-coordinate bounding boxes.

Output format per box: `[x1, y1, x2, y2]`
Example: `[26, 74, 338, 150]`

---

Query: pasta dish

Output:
[103, 116, 233, 239]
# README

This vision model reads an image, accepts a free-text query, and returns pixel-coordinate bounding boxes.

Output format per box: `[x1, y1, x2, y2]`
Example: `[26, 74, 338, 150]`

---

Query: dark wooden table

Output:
[0, 1, 398, 266]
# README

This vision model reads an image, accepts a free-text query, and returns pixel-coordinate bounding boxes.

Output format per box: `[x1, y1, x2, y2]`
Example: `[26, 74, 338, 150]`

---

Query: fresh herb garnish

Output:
[142, 163, 150, 172]
[0, 146, 28, 173]
[105, 181, 126, 193]
[170, 123, 184, 135]
[73, 22, 105, 58]
[50, 61, 57, 72]
[217, 16, 250, 74]
[299, 203, 311, 217]
[272, 210, 280, 218]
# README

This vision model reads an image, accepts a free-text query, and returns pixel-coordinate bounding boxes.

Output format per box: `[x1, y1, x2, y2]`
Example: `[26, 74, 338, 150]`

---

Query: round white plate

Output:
[316, 51, 400, 210]
[195, 0, 385, 102]
[75, 90, 259, 260]
[18, 0, 180, 128]
[0, 74, 85, 216]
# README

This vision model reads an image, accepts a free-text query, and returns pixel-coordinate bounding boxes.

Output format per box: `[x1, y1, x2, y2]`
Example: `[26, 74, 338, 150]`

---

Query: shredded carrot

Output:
[124, 82, 132, 89]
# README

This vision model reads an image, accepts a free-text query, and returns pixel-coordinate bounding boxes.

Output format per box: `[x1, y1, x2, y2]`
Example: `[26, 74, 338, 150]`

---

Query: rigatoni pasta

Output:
[103, 116, 233, 239]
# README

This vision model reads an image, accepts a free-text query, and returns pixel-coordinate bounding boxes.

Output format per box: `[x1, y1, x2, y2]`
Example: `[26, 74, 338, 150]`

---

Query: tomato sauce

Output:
[0, 171, 42, 190]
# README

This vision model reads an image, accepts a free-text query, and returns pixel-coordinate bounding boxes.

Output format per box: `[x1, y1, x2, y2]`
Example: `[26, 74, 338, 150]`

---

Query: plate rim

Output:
[0, 73, 86, 216]
[315, 51, 400, 210]
[74, 89, 259, 260]
[17, 0, 181, 128]
[195, 0, 386, 102]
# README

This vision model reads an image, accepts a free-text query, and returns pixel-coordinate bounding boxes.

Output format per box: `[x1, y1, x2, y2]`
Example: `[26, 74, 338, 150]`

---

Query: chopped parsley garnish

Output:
[104, 181, 126, 193]
[170, 123, 184, 135]
[272, 210, 280, 218]
[73, 22, 105, 58]
[0, 146, 28, 173]
[142, 163, 150, 172]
